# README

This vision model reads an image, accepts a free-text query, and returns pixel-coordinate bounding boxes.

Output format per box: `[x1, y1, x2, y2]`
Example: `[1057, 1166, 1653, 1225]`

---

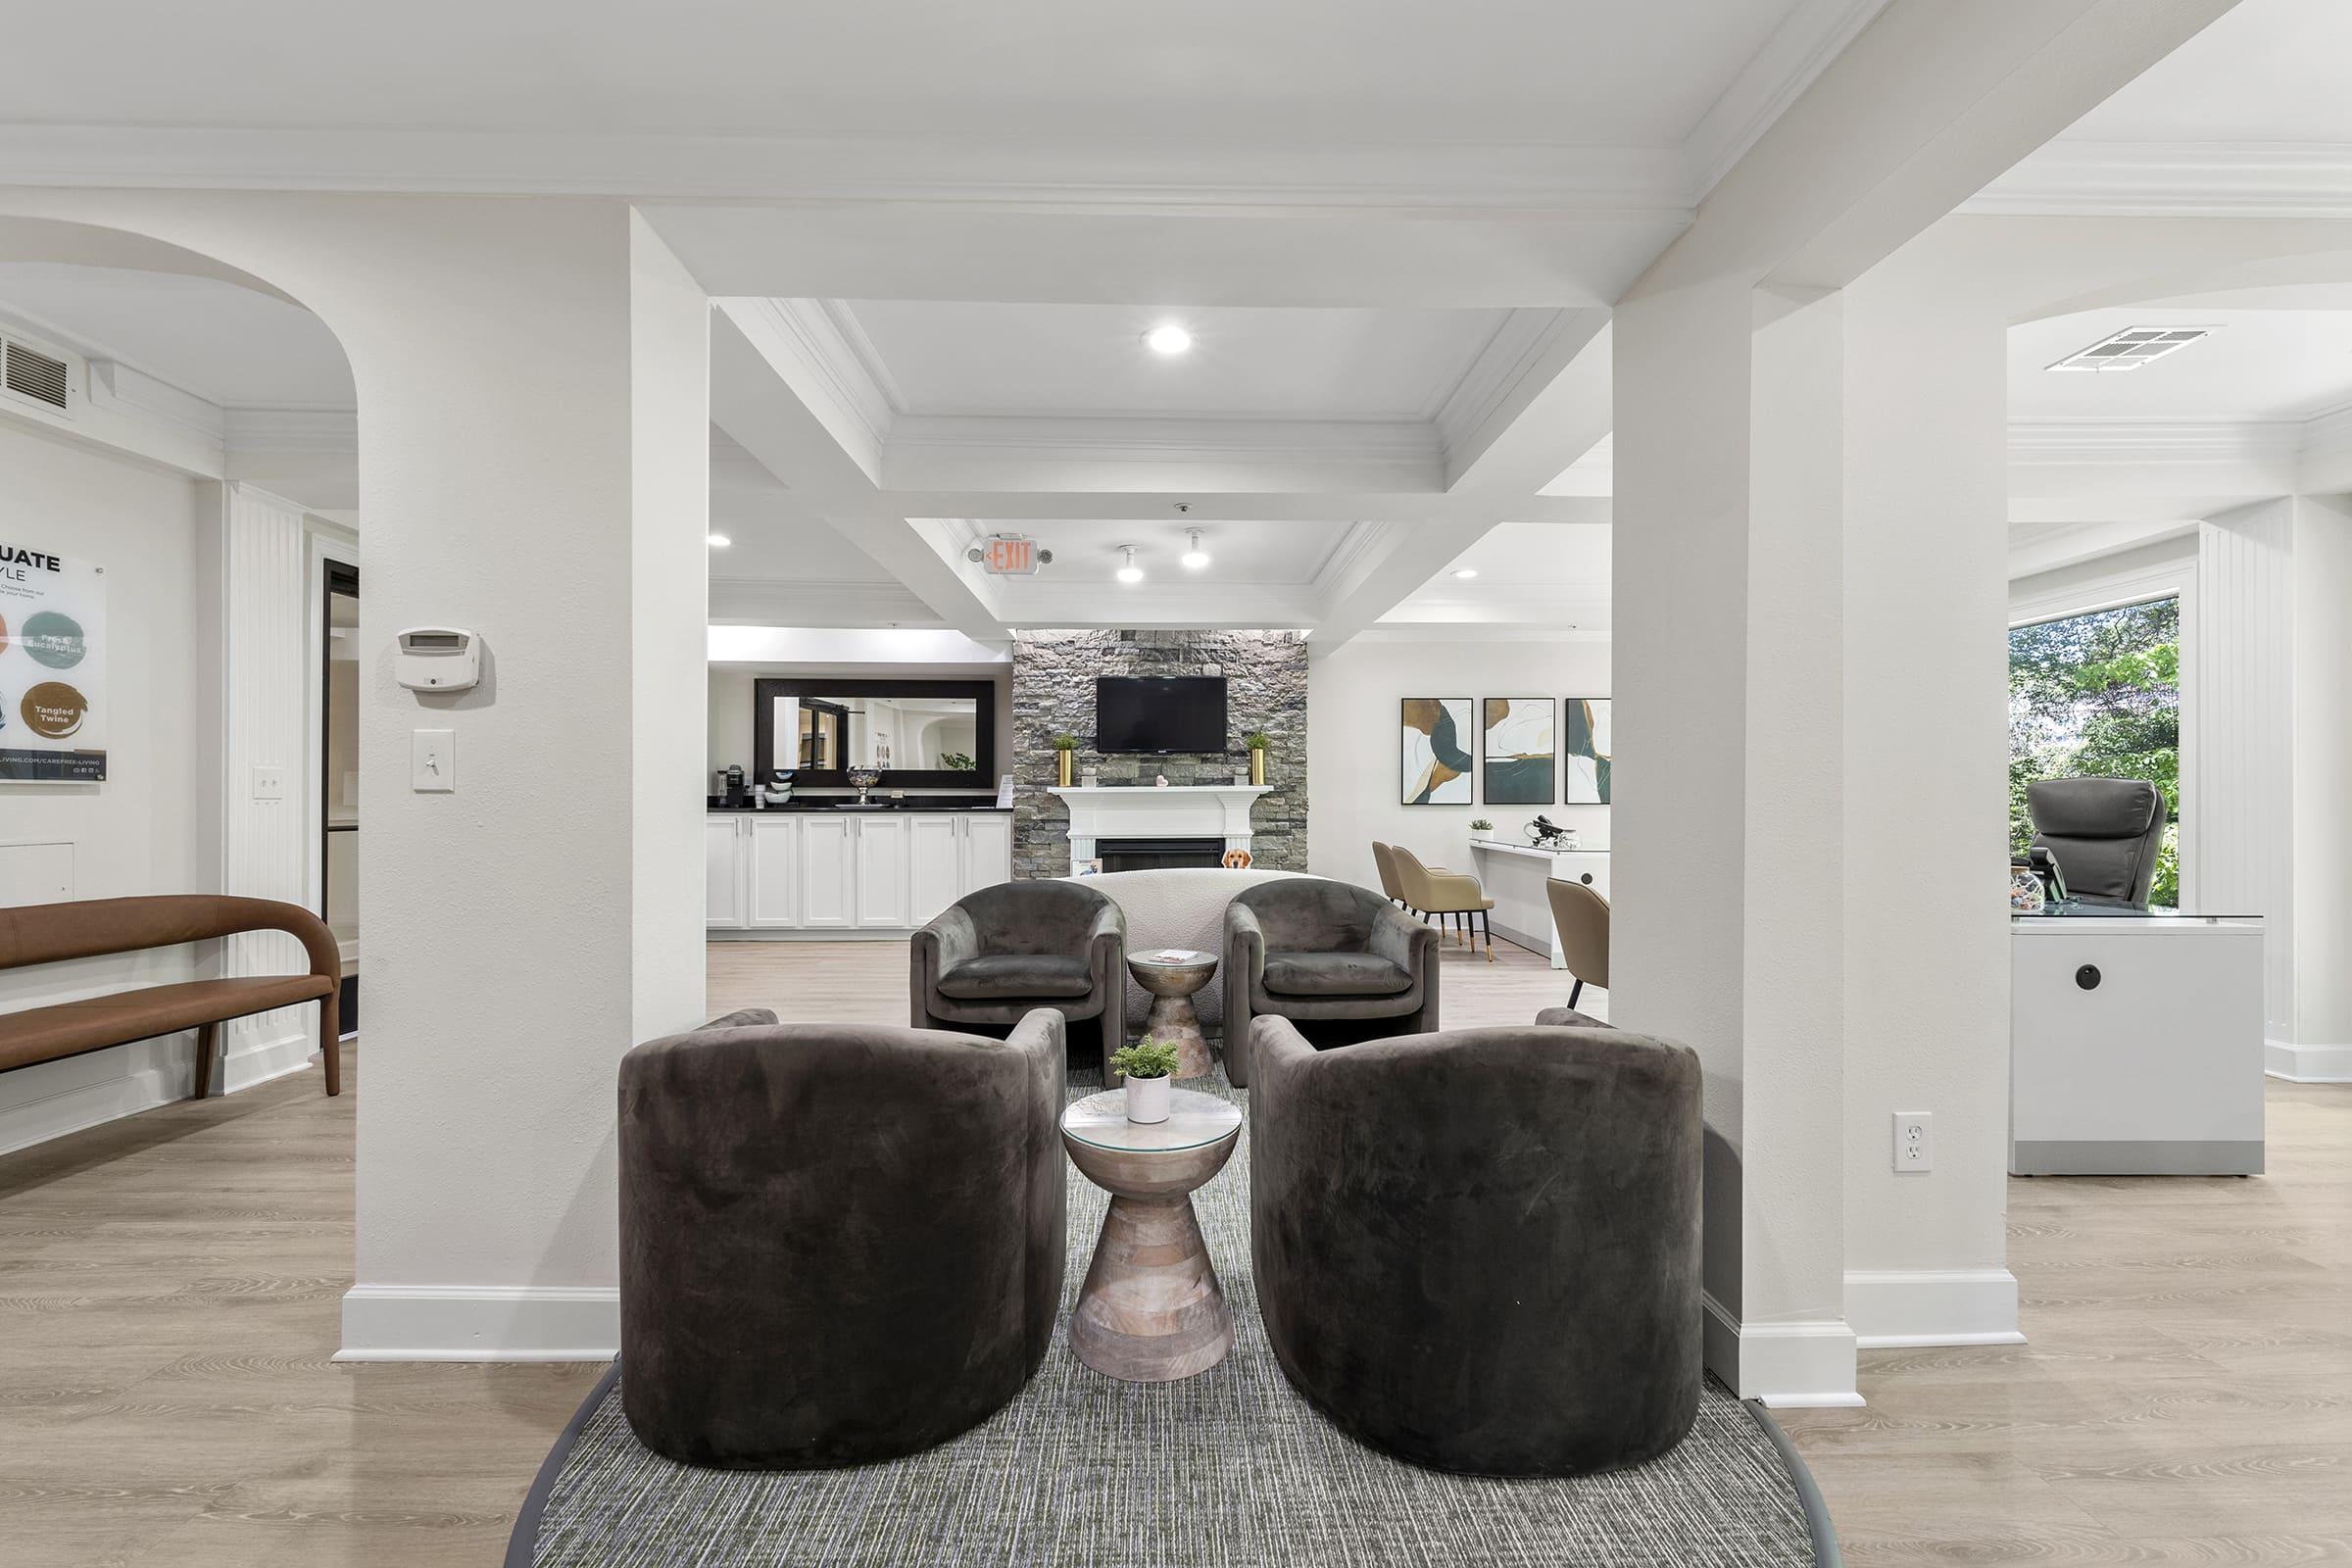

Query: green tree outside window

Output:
[2008, 597, 2180, 907]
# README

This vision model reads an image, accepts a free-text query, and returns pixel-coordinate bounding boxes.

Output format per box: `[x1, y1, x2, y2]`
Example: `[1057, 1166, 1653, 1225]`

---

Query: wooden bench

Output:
[0, 895, 343, 1100]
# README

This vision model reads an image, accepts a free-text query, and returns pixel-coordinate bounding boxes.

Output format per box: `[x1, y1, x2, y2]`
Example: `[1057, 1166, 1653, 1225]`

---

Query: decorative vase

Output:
[1081, 768, 1100, 787]
[1155, 773, 1170, 788]
[1250, 749, 1267, 787]
[2010, 864, 2046, 913]
[1126, 1073, 1171, 1124]
[1056, 751, 1075, 788]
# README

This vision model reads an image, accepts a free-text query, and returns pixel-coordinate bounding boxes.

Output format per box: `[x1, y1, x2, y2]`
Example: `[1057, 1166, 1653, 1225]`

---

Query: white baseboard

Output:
[1703, 1294, 1863, 1408]
[337, 1284, 619, 1362]
[2266, 1039, 2352, 1083]
[1845, 1268, 2025, 1348]
[0, 1027, 316, 1156]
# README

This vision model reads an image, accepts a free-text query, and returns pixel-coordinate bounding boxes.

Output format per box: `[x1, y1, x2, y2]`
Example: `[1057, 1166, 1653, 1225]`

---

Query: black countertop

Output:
[707, 799, 1011, 813]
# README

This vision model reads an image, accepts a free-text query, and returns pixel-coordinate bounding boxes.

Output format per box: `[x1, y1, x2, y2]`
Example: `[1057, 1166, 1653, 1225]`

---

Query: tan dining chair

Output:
[1544, 877, 1609, 1008]
[1388, 845, 1494, 961]
[1369, 842, 1408, 908]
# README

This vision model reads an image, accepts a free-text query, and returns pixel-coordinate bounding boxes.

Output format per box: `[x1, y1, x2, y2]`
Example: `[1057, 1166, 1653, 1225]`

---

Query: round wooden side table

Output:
[1125, 950, 1219, 1080]
[1059, 1088, 1242, 1383]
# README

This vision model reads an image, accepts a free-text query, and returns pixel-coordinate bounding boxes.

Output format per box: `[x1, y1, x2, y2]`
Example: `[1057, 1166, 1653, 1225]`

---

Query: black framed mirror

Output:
[753, 678, 997, 789]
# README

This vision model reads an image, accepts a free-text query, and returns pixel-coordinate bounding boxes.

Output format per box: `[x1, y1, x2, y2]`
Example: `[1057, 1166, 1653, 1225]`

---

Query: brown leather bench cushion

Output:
[0, 975, 333, 1073]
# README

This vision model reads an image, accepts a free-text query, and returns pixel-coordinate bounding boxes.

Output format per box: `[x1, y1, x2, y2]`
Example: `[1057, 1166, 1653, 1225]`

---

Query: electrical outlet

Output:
[1892, 1111, 1933, 1173]
[250, 764, 285, 801]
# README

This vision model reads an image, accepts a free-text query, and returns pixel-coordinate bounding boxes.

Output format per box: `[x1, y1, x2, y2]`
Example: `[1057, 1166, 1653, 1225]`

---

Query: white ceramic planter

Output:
[1125, 1073, 1172, 1124]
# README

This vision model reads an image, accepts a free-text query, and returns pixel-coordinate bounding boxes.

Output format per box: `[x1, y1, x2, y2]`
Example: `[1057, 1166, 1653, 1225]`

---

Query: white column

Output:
[2288, 494, 2352, 1080]
[1615, 276, 1855, 1404]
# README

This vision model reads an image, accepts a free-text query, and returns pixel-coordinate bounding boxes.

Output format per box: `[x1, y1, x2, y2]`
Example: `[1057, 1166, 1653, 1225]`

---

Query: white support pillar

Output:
[2286, 494, 2352, 1081]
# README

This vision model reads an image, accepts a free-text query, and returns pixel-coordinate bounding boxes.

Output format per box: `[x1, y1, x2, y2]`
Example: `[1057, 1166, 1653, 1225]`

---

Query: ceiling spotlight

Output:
[708, 533, 732, 548]
[1452, 567, 1478, 580]
[1116, 545, 1144, 584]
[1181, 528, 1210, 569]
[1145, 322, 1193, 356]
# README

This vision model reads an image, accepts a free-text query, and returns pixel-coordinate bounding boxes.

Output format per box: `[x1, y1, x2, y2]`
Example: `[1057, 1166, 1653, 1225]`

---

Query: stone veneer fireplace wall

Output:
[1011, 628, 1307, 878]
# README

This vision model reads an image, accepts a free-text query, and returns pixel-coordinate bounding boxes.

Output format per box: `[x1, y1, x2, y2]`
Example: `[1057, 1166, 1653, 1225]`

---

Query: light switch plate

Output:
[250, 763, 285, 801]
[412, 728, 456, 793]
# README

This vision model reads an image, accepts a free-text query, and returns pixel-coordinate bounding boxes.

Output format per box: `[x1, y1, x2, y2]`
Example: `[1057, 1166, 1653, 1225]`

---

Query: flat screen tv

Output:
[1096, 676, 1228, 754]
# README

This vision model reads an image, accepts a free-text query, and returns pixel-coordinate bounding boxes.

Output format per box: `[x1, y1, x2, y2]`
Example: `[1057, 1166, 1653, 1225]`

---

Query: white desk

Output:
[1466, 840, 1608, 968]
[2010, 906, 2264, 1176]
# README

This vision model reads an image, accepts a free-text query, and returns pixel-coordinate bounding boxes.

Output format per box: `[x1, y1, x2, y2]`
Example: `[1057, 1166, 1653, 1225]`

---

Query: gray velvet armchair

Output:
[911, 880, 1126, 1061]
[1222, 878, 1437, 1087]
[618, 1008, 1067, 1469]
[1249, 1014, 1702, 1477]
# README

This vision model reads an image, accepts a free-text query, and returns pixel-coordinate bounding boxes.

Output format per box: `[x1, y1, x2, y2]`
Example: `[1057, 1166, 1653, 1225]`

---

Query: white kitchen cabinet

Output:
[706, 817, 747, 929]
[908, 813, 965, 927]
[798, 816, 857, 929]
[962, 812, 1013, 892]
[745, 816, 801, 928]
[709, 810, 1017, 936]
[855, 815, 911, 928]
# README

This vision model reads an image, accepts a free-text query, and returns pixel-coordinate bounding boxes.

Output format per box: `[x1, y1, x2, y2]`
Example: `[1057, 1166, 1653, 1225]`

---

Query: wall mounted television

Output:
[1096, 675, 1228, 754]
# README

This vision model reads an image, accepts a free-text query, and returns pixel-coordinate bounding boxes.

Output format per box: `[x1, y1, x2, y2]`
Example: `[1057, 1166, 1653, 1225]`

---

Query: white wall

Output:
[1305, 633, 1611, 888]
[2289, 493, 2352, 1077]
[0, 415, 220, 1152]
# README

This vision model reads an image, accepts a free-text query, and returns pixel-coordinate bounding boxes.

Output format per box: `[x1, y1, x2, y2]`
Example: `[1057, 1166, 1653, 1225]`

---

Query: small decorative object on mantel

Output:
[1525, 815, 1576, 851]
[1245, 729, 1271, 787]
[1155, 772, 1170, 788]
[1081, 767, 1100, 787]
[1469, 818, 1494, 841]
[1110, 1038, 1180, 1124]
[1053, 733, 1079, 789]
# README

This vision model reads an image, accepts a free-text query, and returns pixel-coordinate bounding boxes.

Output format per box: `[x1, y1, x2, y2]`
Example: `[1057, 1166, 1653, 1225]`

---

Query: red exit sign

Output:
[981, 535, 1039, 575]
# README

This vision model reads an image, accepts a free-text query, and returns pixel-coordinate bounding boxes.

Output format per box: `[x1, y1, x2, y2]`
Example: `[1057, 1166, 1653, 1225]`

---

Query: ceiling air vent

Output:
[2046, 326, 2211, 373]
[2, 334, 74, 413]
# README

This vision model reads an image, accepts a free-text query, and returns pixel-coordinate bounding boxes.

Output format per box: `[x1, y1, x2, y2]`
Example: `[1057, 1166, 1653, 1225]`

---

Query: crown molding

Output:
[1966, 141, 2352, 218]
[0, 125, 1695, 213]
[1310, 520, 1392, 598]
[223, 406, 358, 453]
[884, 413, 1439, 463]
[746, 298, 897, 456]
[2008, 416, 2308, 466]
[1681, 0, 1892, 199]
[1429, 308, 1579, 457]
[708, 574, 941, 628]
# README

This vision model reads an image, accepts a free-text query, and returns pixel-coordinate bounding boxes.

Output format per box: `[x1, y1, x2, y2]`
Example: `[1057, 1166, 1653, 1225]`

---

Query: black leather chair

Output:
[1222, 878, 1438, 1087]
[2027, 777, 2167, 906]
[911, 880, 1125, 1060]
[618, 1008, 1066, 1469]
[1249, 1014, 1702, 1476]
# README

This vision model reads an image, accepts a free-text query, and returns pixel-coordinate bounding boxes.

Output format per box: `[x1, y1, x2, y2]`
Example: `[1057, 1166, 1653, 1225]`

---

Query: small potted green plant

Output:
[1109, 1037, 1181, 1123]
[1469, 817, 1494, 842]
[1052, 732, 1080, 788]
[1244, 729, 1271, 787]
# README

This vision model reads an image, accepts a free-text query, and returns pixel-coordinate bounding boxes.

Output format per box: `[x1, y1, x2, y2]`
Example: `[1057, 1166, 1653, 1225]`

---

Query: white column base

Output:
[1845, 1268, 2024, 1348]
[2267, 1039, 2352, 1082]
[1703, 1294, 1863, 1408]
[337, 1285, 619, 1362]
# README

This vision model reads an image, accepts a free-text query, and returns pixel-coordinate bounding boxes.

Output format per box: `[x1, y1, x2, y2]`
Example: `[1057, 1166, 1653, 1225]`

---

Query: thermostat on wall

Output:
[394, 627, 482, 692]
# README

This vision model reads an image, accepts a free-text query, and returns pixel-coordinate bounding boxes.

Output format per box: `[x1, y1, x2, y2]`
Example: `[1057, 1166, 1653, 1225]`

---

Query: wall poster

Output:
[0, 541, 106, 782]
[1400, 698, 1473, 806]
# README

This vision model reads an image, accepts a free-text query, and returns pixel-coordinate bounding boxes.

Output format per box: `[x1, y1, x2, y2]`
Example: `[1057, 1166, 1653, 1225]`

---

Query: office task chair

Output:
[2025, 777, 2166, 907]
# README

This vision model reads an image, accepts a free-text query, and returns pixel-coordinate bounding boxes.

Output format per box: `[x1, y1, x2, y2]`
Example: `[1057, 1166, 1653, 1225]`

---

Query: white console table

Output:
[2010, 906, 2264, 1175]
[1466, 840, 1609, 969]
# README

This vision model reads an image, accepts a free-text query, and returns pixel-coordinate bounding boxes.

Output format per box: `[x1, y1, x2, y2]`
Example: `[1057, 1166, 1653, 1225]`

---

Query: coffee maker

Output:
[713, 764, 748, 808]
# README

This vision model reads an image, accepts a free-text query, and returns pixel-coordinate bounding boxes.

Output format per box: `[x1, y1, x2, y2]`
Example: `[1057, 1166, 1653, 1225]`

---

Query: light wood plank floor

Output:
[2, 935, 2340, 1566]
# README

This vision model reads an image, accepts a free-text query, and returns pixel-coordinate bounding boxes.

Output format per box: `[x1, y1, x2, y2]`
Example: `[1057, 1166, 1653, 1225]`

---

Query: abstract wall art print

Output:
[1565, 697, 1611, 804]
[1482, 698, 1555, 806]
[1400, 698, 1473, 805]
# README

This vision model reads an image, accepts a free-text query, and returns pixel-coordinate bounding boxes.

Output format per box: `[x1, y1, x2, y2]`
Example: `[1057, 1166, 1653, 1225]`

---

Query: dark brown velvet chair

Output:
[1221, 878, 1437, 1087]
[1249, 1014, 1702, 1477]
[911, 880, 1125, 1061]
[617, 1008, 1067, 1470]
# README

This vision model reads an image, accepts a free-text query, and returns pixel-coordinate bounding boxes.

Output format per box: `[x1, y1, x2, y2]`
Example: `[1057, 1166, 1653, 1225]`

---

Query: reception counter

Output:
[2010, 904, 2265, 1176]
[1466, 840, 1609, 968]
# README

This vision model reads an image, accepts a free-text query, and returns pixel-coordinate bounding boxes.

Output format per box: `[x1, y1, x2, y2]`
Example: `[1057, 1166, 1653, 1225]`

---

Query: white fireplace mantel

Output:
[1047, 785, 1272, 865]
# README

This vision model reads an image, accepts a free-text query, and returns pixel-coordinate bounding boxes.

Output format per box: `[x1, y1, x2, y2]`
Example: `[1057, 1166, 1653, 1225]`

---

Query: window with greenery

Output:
[2008, 597, 2180, 906]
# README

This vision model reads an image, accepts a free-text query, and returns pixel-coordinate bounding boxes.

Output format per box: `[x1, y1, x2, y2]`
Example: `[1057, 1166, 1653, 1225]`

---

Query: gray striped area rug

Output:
[517, 1070, 1830, 1567]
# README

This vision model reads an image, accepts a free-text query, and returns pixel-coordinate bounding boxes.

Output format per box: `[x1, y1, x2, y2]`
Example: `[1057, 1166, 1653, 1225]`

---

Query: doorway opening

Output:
[321, 559, 360, 1035]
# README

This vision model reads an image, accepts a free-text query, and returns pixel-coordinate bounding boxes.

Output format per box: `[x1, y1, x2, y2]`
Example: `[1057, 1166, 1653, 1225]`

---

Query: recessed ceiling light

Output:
[1145, 322, 1193, 356]
[1116, 545, 1144, 584]
[2047, 325, 2212, 372]
[1181, 528, 1210, 569]
[708, 533, 732, 548]
[1452, 567, 1478, 580]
